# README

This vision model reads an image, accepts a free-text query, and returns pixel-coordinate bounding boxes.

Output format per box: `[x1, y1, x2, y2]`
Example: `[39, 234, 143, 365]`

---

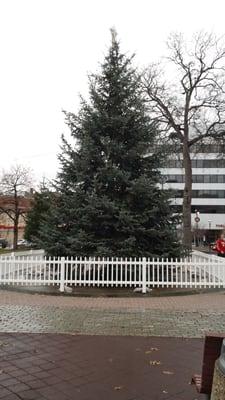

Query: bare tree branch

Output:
[0, 165, 33, 249]
[143, 31, 225, 249]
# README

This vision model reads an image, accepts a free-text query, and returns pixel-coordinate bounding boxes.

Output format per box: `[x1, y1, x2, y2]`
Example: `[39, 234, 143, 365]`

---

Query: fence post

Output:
[142, 257, 147, 294]
[60, 257, 65, 292]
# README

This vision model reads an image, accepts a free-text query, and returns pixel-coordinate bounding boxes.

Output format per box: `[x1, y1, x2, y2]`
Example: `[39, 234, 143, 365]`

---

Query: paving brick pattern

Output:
[0, 333, 205, 400]
[0, 304, 225, 338]
[0, 289, 225, 311]
[0, 290, 225, 337]
[0, 290, 222, 399]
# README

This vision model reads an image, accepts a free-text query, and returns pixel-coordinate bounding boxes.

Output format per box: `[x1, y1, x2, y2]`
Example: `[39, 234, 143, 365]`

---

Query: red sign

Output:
[0, 225, 25, 230]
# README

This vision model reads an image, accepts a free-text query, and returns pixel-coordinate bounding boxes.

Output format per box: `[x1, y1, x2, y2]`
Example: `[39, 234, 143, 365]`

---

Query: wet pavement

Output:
[1, 288, 225, 311]
[0, 304, 225, 338]
[0, 289, 225, 337]
[0, 289, 223, 399]
[0, 333, 205, 400]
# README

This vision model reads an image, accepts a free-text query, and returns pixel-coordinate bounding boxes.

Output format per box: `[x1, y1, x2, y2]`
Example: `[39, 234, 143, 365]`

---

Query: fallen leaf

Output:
[0, 341, 8, 347]
[162, 390, 168, 394]
[145, 347, 159, 354]
[149, 360, 161, 366]
[114, 386, 123, 391]
[163, 370, 174, 375]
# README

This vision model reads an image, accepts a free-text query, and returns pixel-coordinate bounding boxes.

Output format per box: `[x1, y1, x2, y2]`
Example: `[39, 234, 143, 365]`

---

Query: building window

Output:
[165, 175, 225, 184]
[172, 190, 225, 199]
[204, 175, 210, 183]
[166, 159, 225, 168]
[172, 205, 225, 213]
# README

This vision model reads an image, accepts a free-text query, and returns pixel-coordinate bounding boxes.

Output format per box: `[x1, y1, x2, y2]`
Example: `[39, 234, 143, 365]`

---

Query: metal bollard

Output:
[218, 340, 225, 375]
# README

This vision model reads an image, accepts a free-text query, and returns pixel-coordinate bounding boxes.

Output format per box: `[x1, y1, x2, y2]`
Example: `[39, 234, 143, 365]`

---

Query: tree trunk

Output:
[13, 188, 19, 251]
[13, 217, 19, 250]
[182, 140, 192, 251]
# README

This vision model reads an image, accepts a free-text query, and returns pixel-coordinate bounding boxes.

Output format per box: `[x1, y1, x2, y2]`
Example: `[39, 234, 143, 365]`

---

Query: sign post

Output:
[194, 210, 200, 247]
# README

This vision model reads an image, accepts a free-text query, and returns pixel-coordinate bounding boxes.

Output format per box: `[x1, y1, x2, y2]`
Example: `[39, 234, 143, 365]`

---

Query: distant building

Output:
[0, 195, 32, 246]
[160, 144, 225, 243]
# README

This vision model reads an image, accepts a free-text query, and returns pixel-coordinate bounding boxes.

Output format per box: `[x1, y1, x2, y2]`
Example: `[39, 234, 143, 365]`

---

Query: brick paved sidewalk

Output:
[0, 289, 225, 337]
[0, 333, 205, 400]
[0, 288, 225, 311]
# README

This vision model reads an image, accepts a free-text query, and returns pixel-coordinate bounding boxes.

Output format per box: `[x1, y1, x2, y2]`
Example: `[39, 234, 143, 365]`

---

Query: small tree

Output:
[38, 30, 181, 258]
[24, 181, 53, 245]
[143, 32, 225, 250]
[0, 165, 33, 249]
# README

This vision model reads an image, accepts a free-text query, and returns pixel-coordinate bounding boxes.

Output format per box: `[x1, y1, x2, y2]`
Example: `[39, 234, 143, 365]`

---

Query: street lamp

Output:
[208, 220, 212, 251]
[194, 209, 200, 247]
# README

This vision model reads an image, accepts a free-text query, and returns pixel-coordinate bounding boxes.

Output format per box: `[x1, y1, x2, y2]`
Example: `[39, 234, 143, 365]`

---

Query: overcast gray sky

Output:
[1, 0, 225, 183]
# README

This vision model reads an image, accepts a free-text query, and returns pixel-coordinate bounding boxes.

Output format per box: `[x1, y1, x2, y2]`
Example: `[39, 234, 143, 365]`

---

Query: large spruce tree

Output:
[38, 30, 180, 258]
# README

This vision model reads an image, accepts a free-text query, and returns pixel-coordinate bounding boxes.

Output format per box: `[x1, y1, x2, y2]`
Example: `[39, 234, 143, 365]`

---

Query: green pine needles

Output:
[36, 30, 181, 258]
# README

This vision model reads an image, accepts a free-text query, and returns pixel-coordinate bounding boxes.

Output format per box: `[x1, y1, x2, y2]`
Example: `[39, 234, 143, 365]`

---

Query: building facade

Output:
[0, 195, 32, 247]
[161, 145, 225, 243]
[0, 213, 26, 246]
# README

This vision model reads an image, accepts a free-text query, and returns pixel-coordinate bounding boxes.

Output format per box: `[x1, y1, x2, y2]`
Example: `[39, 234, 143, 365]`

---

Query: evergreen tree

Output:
[39, 30, 180, 258]
[24, 182, 53, 245]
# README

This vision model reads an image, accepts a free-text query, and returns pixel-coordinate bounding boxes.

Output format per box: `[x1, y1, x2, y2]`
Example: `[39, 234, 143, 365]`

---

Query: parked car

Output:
[209, 241, 225, 257]
[209, 242, 216, 251]
[0, 238, 8, 249]
[17, 239, 32, 247]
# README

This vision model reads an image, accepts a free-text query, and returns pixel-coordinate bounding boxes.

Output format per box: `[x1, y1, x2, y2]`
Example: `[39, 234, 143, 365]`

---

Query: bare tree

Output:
[0, 165, 33, 250]
[143, 32, 225, 250]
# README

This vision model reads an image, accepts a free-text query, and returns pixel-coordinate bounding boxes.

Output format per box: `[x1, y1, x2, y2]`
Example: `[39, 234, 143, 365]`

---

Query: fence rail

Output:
[0, 253, 225, 293]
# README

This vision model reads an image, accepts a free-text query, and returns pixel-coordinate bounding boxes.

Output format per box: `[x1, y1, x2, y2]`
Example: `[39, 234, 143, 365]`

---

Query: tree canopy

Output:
[36, 30, 180, 258]
[143, 32, 225, 249]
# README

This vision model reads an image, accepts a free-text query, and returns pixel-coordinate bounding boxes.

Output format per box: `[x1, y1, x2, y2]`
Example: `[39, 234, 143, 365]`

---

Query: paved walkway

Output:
[1, 288, 225, 310]
[0, 289, 225, 337]
[0, 290, 222, 399]
[0, 333, 205, 400]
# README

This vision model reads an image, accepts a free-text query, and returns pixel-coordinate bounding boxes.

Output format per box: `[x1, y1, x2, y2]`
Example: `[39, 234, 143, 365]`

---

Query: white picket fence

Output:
[0, 252, 225, 293]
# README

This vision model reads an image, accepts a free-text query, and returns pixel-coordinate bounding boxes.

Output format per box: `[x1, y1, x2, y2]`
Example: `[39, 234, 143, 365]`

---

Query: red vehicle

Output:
[214, 235, 225, 257]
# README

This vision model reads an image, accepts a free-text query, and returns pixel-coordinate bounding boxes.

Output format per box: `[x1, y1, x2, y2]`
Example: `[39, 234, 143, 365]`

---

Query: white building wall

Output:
[171, 199, 225, 206]
[164, 183, 225, 190]
[161, 151, 225, 232]
[161, 168, 225, 175]
[190, 214, 225, 230]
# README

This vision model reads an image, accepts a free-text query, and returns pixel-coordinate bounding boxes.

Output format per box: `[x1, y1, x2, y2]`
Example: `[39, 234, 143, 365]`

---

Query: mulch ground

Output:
[0, 333, 205, 400]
